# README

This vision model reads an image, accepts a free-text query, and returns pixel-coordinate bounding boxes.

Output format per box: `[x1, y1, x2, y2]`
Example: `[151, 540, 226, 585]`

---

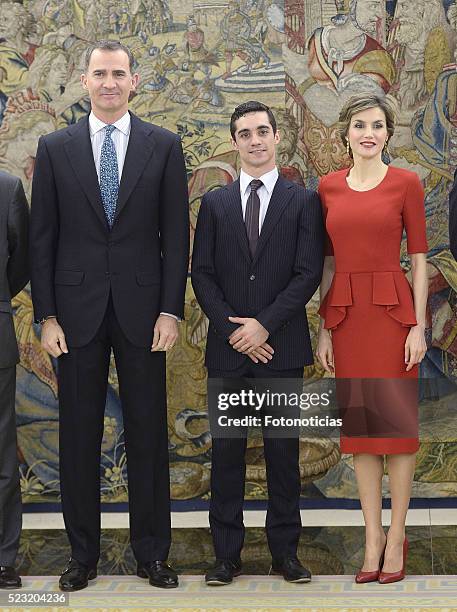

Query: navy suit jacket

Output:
[30, 112, 189, 348]
[449, 168, 457, 260]
[191, 176, 324, 371]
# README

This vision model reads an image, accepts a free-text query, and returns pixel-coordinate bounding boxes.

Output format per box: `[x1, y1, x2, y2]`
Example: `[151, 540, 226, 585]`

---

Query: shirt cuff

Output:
[160, 312, 181, 322]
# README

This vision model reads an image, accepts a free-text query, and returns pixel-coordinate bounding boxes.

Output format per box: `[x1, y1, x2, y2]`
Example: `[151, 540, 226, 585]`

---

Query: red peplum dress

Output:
[318, 166, 428, 455]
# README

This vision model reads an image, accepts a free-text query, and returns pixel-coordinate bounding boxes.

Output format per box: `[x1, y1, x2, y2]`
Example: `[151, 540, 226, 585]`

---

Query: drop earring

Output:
[346, 140, 350, 156]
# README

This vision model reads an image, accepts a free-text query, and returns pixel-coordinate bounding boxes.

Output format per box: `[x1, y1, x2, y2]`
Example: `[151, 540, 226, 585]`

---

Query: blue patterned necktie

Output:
[99, 124, 119, 227]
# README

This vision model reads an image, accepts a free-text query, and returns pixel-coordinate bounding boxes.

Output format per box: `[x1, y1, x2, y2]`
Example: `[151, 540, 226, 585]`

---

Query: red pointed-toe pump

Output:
[355, 540, 387, 584]
[378, 537, 408, 584]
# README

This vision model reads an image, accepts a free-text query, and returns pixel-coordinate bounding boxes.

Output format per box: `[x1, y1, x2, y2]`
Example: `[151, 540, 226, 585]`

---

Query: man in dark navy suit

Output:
[192, 101, 324, 585]
[30, 41, 189, 591]
[449, 168, 457, 259]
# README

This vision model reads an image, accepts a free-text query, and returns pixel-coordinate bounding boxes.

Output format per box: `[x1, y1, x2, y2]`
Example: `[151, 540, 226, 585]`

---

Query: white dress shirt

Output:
[239, 167, 279, 233]
[88, 110, 178, 323]
[88, 111, 131, 182]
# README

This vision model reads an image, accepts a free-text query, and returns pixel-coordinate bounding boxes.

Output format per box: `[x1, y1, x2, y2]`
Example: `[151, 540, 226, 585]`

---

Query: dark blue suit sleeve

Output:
[158, 136, 190, 319]
[30, 136, 59, 321]
[256, 190, 324, 335]
[191, 194, 240, 339]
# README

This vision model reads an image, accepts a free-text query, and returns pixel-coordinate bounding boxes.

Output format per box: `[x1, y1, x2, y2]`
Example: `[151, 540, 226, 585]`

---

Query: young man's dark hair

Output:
[85, 40, 135, 72]
[230, 100, 277, 139]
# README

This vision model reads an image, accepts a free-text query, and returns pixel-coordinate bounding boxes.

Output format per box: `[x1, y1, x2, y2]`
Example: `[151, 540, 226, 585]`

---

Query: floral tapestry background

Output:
[1, 0, 456, 506]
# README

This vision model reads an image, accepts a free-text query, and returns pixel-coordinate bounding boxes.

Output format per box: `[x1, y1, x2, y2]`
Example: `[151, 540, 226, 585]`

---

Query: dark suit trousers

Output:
[0, 367, 22, 566]
[58, 296, 170, 567]
[208, 363, 302, 562]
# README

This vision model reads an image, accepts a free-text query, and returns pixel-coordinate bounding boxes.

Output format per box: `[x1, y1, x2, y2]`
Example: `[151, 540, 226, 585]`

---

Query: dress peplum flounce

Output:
[318, 270, 418, 330]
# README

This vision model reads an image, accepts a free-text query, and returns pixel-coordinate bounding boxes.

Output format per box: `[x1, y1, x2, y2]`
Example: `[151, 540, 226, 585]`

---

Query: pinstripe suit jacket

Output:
[191, 176, 324, 371]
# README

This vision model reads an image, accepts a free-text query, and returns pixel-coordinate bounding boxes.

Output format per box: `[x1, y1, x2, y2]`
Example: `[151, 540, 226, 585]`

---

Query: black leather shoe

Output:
[137, 561, 178, 588]
[59, 559, 97, 592]
[0, 566, 21, 589]
[271, 557, 311, 583]
[205, 559, 242, 586]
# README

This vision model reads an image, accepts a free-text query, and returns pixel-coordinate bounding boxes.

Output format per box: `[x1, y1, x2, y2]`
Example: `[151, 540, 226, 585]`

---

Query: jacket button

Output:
[250, 274, 256, 281]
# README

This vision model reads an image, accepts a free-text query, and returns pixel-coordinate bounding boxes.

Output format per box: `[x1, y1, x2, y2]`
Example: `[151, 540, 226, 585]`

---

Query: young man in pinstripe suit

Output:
[192, 101, 324, 585]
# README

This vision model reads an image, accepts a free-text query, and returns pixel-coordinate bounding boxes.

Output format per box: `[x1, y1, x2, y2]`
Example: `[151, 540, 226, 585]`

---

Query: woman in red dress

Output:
[317, 94, 428, 584]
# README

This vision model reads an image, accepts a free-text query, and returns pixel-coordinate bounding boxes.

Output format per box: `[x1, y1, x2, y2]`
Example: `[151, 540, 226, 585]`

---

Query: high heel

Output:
[355, 539, 386, 584]
[378, 537, 408, 584]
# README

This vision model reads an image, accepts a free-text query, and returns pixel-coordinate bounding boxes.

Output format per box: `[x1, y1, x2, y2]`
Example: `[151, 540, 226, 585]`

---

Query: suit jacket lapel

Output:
[114, 113, 155, 222]
[221, 180, 251, 264]
[253, 177, 294, 265]
[63, 116, 107, 229]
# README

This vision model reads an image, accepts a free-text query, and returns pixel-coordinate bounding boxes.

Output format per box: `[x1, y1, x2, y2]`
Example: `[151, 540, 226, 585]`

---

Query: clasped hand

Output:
[228, 316, 273, 364]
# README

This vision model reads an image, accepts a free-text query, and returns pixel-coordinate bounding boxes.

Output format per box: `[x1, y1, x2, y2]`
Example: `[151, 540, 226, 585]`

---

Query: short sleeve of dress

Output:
[318, 178, 334, 256]
[403, 172, 428, 254]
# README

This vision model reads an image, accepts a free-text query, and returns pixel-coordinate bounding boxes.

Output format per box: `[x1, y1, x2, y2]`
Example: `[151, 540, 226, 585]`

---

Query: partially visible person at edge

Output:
[0, 171, 29, 590]
[317, 93, 428, 585]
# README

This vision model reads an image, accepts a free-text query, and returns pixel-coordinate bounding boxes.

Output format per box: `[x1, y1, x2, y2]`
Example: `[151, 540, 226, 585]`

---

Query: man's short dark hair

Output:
[85, 40, 135, 72]
[230, 101, 277, 139]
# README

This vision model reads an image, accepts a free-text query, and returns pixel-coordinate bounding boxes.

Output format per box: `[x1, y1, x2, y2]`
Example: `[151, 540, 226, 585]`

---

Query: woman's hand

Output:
[316, 328, 334, 374]
[405, 324, 427, 372]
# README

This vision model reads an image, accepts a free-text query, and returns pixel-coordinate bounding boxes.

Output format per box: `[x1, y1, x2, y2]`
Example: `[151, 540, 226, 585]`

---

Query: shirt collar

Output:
[239, 167, 279, 197]
[89, 110, 131, 137]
